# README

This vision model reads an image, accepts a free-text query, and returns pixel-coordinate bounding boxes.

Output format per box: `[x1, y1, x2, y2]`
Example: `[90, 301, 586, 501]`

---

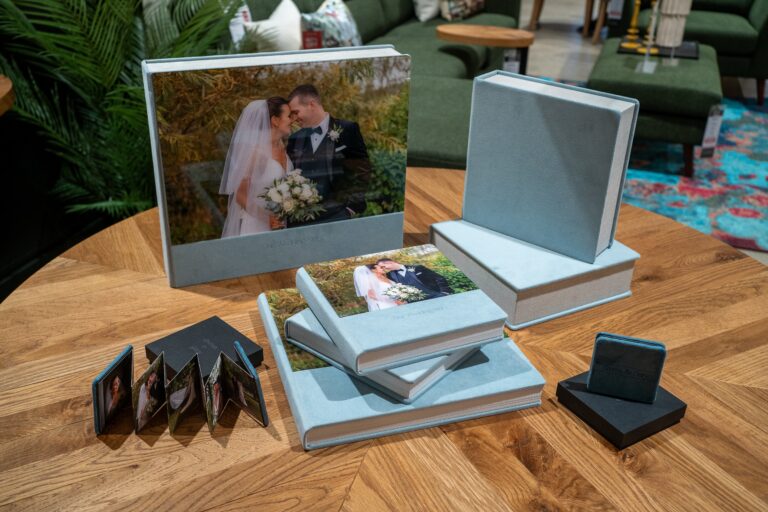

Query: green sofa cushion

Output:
[587, 39, 722, 118]
[407, 76, 473, 168]
[381, 0, 416, 27]
[346, 0, 388, 42]
[692, 0, 754, 16]
[379, 13, 518, 76]
[384, 12, 518, 39]
[639, 9, 758, 55]
[635, 112, 707, 145]
[368, 36, 470, 78]
[749, 0, 768, 30]
[459, 11, 518, 28]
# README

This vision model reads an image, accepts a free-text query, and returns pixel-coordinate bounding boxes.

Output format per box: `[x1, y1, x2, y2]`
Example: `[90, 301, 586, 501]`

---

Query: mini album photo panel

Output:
[92, 346, 133, 435]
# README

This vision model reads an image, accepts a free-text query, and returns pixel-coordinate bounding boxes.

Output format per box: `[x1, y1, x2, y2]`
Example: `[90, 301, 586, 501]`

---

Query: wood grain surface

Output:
[436, 25, 535, 48]
[1, 167, 767, 511]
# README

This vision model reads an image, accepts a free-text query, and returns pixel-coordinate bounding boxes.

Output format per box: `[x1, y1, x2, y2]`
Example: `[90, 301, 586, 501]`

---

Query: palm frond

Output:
[3, 0, 240, 219]
[171, 0, 207, 28]
[171, 0, 239, 57]
[143, 0, 181, 58]
[0, 56, 91, 166]
[65, 197, 153, 217]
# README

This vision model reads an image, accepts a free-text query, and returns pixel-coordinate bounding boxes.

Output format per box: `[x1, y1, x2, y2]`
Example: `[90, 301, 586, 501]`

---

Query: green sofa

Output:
[249, 0, 522, 168]
[611, 0, 768, 104]
[588, 39, 723, 177]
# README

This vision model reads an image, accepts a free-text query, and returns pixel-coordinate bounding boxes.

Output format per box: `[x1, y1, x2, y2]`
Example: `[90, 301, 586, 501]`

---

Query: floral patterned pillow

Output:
[440, 0, 485, 21]
[301, 0, 363, 49]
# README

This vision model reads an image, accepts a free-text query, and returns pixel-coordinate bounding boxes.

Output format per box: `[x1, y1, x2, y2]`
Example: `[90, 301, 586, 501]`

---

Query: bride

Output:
[353, 263, 401, 312]
[220, 97, 294, 238]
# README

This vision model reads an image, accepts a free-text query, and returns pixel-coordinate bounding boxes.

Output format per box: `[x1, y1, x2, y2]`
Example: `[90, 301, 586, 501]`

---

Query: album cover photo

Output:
[303, 245, 478, 317]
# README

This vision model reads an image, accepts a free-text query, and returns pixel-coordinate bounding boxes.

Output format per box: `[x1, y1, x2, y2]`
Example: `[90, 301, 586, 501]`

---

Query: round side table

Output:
[436, 25, 535, 74]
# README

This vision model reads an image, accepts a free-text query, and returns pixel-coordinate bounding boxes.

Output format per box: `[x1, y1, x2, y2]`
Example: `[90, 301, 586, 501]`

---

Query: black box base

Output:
[557, 372, 686, 449]
[146, 316, 263, 380]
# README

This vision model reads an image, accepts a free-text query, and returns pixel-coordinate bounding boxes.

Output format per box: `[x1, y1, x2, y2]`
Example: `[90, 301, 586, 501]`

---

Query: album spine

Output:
[283, 332, 414, 403]
[257, 294, 310, 447]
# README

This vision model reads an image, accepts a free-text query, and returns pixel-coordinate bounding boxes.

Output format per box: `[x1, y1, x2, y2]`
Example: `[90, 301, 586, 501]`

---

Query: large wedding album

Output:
[259, 292, 544, 450]
[142, 46, 411, 286]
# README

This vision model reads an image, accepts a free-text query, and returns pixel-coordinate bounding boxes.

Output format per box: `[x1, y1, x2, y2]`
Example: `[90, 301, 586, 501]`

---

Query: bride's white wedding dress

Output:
[353, 266, 399, 312]
[220, 99, 293, 238]
[234, 157, 293, 236]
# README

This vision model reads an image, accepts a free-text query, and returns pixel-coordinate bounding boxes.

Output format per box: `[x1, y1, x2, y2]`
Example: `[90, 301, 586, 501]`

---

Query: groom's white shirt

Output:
[310, 113, 330, 153]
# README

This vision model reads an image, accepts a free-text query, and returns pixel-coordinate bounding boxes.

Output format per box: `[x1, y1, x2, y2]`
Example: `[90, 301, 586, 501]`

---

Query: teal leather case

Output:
[586, 332, 666, 404]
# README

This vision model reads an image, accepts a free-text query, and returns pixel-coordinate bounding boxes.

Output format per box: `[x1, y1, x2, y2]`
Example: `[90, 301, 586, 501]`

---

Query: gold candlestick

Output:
[621, 0, 642, 49]
[637, 0, 660, 55]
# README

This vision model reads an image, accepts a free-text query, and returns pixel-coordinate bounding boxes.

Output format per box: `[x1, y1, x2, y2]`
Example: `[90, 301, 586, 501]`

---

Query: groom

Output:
[377, 258, 454, 299]
[287, 84, 371, 225]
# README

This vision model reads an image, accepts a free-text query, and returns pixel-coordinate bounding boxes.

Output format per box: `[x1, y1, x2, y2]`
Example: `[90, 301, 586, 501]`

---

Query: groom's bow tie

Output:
[310, 126, 322, 135]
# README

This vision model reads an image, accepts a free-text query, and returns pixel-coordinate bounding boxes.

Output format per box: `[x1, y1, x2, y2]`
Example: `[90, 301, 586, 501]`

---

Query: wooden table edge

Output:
[435, 24, 535, 48]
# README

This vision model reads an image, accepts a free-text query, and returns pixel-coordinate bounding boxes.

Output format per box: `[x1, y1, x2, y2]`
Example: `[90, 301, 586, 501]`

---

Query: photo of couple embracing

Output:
[219, 84, 371, 238]
[353, 258, 453, 312]
[305, 245, 479, 317]
[153, 56, 409, 247]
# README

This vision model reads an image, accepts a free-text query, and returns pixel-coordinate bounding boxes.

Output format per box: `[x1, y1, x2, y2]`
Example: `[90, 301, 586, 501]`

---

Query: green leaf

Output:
[2, 0, 239, 219]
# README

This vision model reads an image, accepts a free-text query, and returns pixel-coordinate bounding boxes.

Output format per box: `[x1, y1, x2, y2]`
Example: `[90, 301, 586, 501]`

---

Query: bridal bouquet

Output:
[259, 170, 325, 223]
[383, 284, 426, 303]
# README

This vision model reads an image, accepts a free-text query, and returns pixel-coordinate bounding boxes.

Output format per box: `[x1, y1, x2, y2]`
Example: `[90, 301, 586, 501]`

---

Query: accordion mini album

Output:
[92, 342, 268, 435]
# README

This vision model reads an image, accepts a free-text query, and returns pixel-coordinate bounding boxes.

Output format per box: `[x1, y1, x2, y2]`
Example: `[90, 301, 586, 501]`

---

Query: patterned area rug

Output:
[623, 98, 768, 252]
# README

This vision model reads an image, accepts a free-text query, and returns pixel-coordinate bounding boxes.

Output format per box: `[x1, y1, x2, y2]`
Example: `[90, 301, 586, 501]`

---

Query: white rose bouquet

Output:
[383, 284, 426, 303]
[258, 170, 325, 223]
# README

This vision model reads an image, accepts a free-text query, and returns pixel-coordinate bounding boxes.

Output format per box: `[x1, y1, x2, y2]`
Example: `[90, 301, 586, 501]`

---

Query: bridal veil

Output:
[219, 100, 273, 238]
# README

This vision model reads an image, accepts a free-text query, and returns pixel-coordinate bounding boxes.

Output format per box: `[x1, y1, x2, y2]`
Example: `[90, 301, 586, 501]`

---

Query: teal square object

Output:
[586, 333, 666, 404]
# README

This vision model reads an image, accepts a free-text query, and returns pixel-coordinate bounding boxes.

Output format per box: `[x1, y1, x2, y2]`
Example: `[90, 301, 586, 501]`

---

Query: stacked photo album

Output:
[258, 244, 545, 450]
[432, 71, 641, 329]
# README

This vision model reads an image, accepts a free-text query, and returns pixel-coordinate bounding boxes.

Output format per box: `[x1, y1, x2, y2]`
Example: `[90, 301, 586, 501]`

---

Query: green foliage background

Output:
[153, 57, 410, 245]
[304, 245, 478, 318]
[266, 289, 329, 372]
[0, 0, 243, 218]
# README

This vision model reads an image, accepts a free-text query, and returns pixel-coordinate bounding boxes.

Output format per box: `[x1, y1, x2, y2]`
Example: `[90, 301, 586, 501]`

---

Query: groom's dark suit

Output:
[387, 265, 453, 299]
[287, 116, 371, 225]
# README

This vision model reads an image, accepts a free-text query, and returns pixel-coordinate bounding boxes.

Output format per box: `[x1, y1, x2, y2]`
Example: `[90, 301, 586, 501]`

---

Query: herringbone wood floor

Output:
[1, 168, 767, 511]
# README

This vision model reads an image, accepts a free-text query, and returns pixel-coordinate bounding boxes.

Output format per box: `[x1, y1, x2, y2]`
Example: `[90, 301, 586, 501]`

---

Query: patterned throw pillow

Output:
[301, 0, 363, 49]
[440, 0, 485, 21]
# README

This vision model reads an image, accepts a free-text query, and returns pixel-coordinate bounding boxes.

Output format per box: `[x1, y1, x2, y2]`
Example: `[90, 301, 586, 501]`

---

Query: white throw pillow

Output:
[244, 0, 302, 52]
[413, 0, 440, 22]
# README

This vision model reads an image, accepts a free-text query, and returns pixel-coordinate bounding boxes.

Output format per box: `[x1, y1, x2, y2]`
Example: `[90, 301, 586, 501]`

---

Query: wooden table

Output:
[436, 25, 534, 75]
[2, 167, 767, 511]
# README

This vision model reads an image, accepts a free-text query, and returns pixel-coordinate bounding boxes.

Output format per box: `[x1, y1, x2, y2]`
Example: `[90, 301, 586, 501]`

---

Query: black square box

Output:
[557, 372, 686, 449]
[146, 316, 263, 380]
